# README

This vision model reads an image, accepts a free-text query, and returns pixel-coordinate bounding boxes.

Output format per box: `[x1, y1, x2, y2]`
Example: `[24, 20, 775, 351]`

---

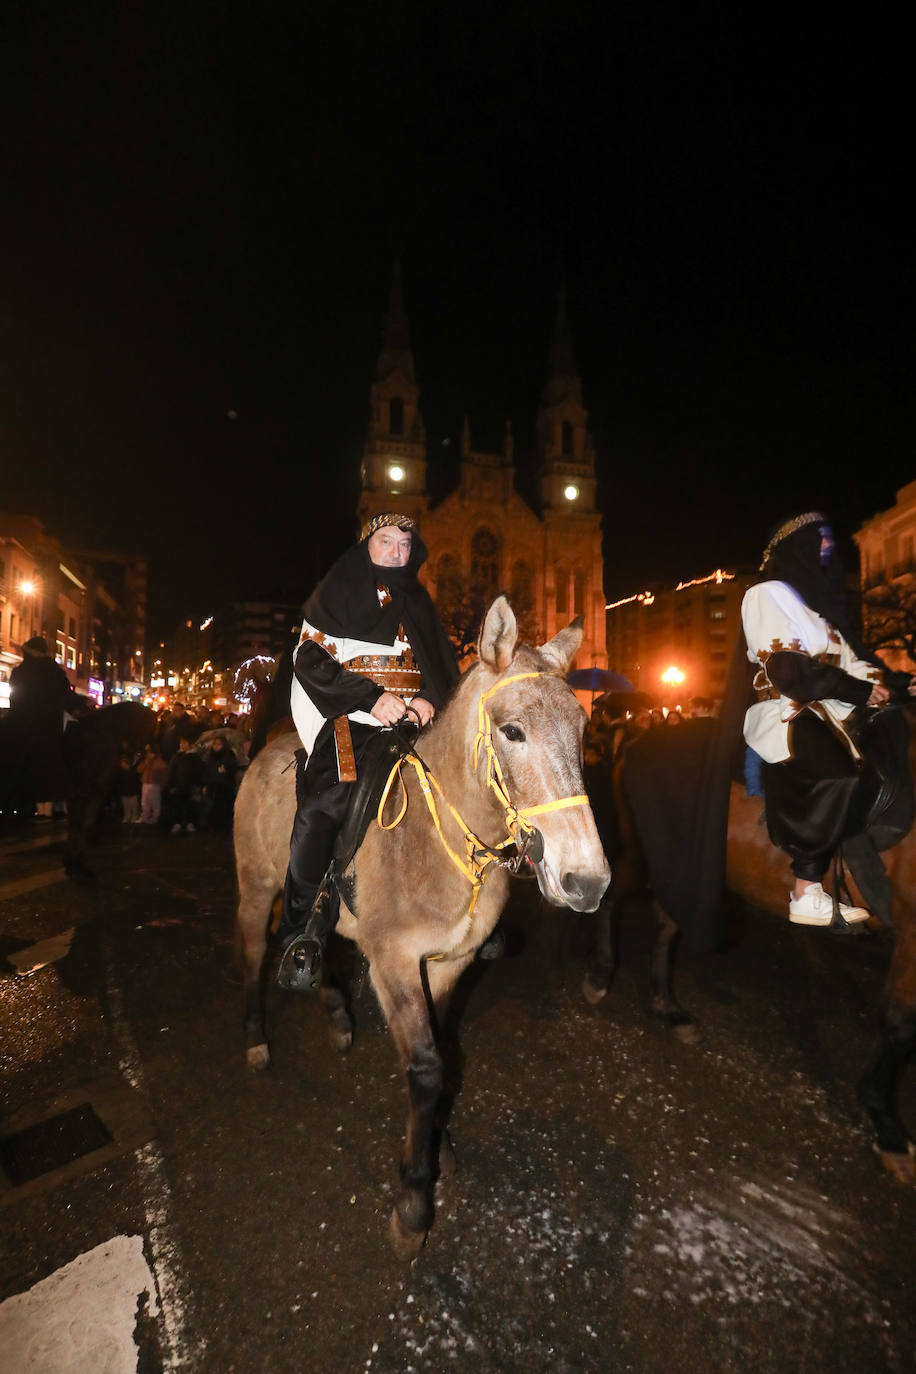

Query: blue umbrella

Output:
[566, 668, 635, 693]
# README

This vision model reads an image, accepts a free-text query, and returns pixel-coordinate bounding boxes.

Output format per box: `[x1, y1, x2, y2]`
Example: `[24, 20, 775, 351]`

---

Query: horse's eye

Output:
[500, 724, 526, 743]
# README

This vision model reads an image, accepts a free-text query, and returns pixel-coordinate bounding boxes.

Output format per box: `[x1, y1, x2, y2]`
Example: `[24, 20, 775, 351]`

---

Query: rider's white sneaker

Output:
[788, 882, 870, 926]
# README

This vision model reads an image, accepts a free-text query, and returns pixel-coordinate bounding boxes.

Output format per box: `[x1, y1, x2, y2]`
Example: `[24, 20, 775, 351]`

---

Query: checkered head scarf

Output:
[360, 512, 416, 542]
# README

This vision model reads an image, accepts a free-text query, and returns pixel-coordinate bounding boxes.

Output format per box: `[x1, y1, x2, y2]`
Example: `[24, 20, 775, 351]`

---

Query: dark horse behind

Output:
[583, 711, 916, 1183]
[0, 701, 157, 877]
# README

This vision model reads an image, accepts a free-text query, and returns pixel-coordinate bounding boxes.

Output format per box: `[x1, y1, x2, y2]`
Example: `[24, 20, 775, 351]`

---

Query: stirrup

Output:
[277, 933, 323, 991]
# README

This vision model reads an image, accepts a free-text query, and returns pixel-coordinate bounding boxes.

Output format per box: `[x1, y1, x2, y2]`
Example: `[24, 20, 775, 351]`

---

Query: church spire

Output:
[359, 262, 428, 530]
[374, 259, 416, 385]
[537, 287, 596, 513]
[542, 286, 582, 407]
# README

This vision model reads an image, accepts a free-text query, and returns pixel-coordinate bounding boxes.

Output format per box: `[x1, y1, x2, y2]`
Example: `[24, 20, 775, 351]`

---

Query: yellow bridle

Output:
[376, 670, 590, 921]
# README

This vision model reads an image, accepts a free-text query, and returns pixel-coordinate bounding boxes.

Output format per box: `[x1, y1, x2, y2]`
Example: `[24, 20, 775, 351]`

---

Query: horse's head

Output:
[475, 596, 611, 912]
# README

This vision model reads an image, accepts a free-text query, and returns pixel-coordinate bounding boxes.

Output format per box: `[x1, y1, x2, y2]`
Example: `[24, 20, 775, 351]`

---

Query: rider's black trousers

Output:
[762, 710, 880, 882]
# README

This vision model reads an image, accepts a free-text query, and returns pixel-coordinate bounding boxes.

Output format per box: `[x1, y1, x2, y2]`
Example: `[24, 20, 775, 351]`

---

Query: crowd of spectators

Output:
[116, 701, 248, 836]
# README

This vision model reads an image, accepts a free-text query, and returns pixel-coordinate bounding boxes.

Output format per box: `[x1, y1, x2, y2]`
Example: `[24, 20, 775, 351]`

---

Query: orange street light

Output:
[661, 665, 685, 686]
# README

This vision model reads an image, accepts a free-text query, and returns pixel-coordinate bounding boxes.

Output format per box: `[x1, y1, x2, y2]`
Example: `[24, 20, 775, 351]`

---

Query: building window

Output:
[562, 421, 574, 456]
[55, 641, 65, 663]
[69, 616, 77, 638]
[436, 554, 463, 607]
[66, 646, 76, 669]
[555, 565, 569, 616]
[573, 568, 586, 615]
[471, 529, 500, 601]
[510, 561, 533, 613]
[389, 397, 404, 436]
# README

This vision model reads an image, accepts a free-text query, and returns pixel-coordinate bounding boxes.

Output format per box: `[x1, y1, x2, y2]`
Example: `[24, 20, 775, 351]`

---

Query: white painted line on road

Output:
[8, 927, 75, 975]
[0, 1235, 157, 1374]
[0, 867, 68, 899]
[102, 938, 205, 1371]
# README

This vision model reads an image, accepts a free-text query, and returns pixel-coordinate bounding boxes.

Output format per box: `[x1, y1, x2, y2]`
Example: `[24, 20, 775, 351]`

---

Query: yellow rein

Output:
[376, 670, 589, 921]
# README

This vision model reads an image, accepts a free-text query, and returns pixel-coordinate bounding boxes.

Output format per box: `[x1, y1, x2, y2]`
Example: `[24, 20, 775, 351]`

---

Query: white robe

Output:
[289, 616, 415, 757]
[741, 581, 879, 765]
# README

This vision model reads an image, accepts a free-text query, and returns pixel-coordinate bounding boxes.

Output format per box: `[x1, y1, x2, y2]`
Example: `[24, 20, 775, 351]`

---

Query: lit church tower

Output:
[537, 291, 605, 655]
[358, 262, 429, 528]
[537, 287, 598, 513]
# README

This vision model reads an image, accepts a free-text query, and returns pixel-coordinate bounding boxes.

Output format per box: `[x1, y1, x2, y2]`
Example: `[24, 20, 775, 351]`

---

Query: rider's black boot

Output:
[477, 921, 506, 960]
[277, 877, 339, 992]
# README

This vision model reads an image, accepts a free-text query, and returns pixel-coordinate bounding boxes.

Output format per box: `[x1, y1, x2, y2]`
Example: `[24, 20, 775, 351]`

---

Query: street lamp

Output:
[661, 665, 686, 713]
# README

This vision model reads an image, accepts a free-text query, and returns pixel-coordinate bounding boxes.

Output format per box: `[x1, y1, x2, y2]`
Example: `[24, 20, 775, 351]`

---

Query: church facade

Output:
[357, 269, 607, 672]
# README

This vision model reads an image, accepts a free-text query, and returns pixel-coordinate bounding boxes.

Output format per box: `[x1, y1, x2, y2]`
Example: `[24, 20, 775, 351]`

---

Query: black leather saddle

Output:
[333, 723, 419, 875]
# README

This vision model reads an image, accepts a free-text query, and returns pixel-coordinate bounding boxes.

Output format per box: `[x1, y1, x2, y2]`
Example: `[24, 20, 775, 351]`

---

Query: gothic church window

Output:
[436, 554, 463, 606]
[555, 564, 569, 616]
[471, 529, 500, 601]
[562, 420, 574, 456]
[573, 568, 586, 615]
[511, 560, 533, 613]
[389, 397, 404, 435]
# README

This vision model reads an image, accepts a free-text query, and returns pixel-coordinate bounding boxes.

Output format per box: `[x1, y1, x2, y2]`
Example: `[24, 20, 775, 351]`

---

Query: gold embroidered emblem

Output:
[299, 626, 339, 656]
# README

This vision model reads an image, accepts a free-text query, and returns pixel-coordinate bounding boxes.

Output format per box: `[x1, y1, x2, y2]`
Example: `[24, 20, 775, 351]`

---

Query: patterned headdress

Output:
[360, 512, 416, 542]
[760, 511, 827, 570]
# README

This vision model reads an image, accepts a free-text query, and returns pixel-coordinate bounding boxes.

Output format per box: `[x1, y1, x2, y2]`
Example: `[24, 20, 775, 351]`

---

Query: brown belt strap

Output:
[334, 716, 357, 782]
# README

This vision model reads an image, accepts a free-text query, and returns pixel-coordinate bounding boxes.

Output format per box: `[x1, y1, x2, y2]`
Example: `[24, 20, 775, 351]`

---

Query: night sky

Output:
[1, 4, 911, 642]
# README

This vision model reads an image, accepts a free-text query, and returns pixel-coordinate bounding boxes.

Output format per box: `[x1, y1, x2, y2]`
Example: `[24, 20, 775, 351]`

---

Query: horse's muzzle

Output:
[535, 858, 610, 912]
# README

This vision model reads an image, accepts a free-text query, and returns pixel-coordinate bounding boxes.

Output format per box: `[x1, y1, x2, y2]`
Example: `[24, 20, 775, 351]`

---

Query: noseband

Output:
[377, 670, 590, 921]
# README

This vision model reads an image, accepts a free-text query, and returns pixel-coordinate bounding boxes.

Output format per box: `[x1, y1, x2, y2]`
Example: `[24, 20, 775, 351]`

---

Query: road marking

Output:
[102, 939, 204, 1370]
[0, 1234, 156, 1374]
[8, 928, 75, 975]
[0, 867, 69, 900]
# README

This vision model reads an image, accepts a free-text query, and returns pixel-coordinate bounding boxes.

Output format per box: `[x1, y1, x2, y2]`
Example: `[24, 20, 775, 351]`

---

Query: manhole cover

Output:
[0, 1103, 113, 1184]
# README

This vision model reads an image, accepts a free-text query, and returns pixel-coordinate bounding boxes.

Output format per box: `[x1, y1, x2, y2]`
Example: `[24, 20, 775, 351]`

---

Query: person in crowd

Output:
[160, 702, 196, 761]
[165, 734, 205, 833]
[688, 696, 715, 718]
[201, 735, 238, 833]
[139, 743, 168, 825]
[5, 636, 76, 819]
[116, 751, 142, 823]
[277, 512, 459, 991]
[740, 511, 901, 927]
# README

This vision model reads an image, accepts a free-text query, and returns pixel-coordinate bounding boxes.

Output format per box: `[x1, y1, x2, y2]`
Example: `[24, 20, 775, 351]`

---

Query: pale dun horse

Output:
[235, 596, 611, 1257]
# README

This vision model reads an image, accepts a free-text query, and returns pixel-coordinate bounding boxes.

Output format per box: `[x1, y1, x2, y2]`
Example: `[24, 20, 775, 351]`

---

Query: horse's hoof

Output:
[246, 1043, 270, 1071]
[328, 1026, 352, 1053]
[388, 1208, 427, 1262]
[875, 1141, 916, 1184]
[582, 971, 609, 1005]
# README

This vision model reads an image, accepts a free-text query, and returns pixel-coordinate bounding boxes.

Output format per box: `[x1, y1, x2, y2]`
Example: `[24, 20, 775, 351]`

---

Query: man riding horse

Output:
[277, 512, 459, 991]
[740, 511, 915, 927]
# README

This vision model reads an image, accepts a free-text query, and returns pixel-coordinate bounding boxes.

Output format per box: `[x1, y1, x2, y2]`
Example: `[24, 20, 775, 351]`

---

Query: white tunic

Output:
[741, 581, 879, 764]
[289, 616, 415, 756]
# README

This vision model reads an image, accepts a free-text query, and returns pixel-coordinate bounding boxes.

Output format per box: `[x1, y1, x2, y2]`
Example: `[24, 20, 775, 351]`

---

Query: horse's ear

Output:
[478, 595, 518, 672]
[539, 615, 584, 674]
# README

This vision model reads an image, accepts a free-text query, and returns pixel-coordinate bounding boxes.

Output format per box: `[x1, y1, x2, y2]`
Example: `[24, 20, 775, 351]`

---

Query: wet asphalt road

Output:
[1, 818, 916, 1373]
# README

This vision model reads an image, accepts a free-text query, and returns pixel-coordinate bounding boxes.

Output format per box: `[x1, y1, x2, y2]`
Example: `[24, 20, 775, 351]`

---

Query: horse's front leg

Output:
[857, 915, 916, 1179]
[371, 951, 468, 1260]
[583, 892, 617, 1004]
[648, 898, 699, 1043]
[238, 881, 278, 1071]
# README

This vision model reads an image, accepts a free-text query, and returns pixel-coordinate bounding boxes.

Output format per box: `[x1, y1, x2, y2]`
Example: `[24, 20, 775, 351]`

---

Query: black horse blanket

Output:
[620, 718, 731, 954]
